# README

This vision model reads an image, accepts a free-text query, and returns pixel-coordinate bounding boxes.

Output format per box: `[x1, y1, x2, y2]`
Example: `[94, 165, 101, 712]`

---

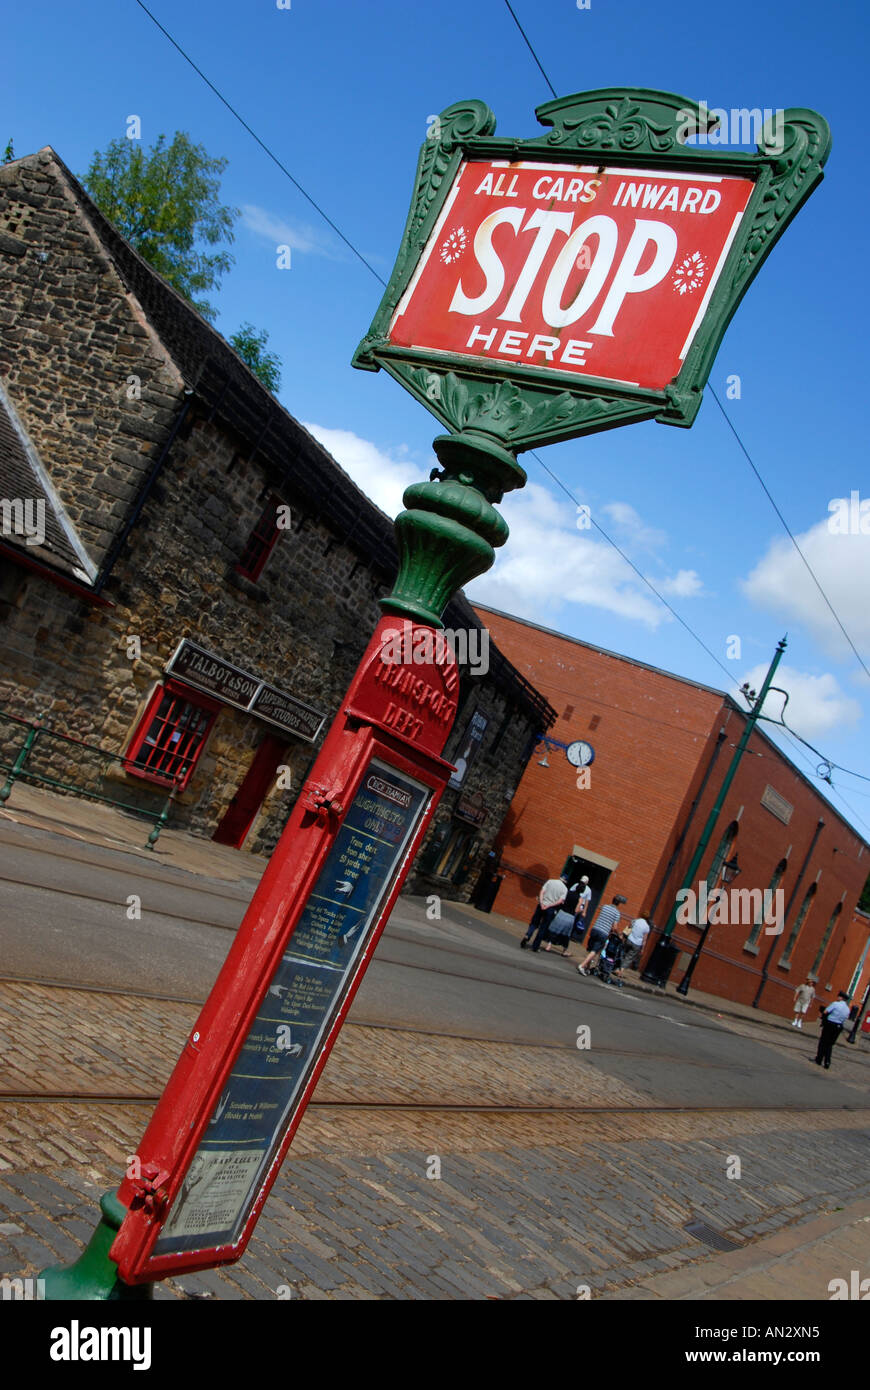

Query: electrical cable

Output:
[501, 1, 559, 99]
[134, 0, 869, 827]
[490, 4, 870, 798]
[528, 448, 736, 685]
[707, 386, 870, 685]
[130, 0, 742, 704]
[132, 0, 388, 287]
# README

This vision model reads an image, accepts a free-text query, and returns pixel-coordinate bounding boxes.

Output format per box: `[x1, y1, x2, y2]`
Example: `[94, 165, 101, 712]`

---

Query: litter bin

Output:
[641, 936, 680, 988]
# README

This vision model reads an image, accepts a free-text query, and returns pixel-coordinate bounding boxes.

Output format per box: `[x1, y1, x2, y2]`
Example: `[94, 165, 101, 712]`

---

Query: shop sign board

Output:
[448, 710, 489, 789]
[456, 790, 487, 825]
[166, 639, 325, 742]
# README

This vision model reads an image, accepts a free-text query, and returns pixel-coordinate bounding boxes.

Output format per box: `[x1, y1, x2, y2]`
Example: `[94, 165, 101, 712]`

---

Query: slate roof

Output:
[0, 379, 95, 583]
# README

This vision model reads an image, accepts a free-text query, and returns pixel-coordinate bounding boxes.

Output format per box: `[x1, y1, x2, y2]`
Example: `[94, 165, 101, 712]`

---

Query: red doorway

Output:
[212, 733, 289, 848]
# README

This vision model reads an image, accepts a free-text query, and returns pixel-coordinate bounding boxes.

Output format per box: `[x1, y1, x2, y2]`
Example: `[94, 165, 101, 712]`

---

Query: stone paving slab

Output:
[2, 1099, 869, 1300]
[596, 1196, 870, 1302]
[0, 783, 264, 885]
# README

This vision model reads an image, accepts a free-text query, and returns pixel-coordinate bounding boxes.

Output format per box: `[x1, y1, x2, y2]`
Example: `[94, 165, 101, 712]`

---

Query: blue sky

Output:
[6, 0, 870, 838]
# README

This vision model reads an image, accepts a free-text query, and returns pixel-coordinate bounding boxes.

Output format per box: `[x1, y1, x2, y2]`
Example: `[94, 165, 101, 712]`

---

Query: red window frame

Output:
[124, 681, 219, 790]
[236, 494, 283, 582]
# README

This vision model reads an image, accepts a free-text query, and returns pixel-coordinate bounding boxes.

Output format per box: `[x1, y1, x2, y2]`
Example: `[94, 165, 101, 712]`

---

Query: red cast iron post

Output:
[41, 430, 524, 1298]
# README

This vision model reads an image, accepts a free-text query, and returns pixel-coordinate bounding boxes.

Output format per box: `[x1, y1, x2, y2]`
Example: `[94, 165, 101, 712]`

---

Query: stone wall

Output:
[0, 151, 544, 868]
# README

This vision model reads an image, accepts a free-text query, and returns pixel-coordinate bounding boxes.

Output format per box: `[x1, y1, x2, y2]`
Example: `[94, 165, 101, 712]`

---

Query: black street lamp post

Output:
[675, 854, 741, 997]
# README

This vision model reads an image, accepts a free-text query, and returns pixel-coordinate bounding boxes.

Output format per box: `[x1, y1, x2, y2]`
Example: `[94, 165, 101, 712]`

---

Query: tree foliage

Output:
[229, 323, 282, 393]
[860, 871, 870, 915]
[83, 132, 238, 321]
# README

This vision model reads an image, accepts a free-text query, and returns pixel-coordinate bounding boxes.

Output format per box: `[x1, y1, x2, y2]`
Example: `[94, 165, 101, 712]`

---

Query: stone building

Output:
[477, 604, 870, 1018]
[0, 147, 553, 884]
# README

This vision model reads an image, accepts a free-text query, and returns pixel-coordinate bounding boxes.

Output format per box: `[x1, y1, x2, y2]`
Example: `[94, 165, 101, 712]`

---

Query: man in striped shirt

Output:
[577, 895, 627, 976]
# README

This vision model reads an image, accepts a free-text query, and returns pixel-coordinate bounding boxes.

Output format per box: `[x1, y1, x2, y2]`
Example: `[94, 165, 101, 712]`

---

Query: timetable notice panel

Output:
[155, 759, 429, 1254]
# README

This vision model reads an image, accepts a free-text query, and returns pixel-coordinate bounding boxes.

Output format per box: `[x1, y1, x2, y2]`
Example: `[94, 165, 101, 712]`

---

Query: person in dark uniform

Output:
[814, 992, 851, 1069]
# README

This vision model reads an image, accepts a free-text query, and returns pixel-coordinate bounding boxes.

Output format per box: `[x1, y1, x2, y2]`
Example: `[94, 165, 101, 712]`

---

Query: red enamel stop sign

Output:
[389, 158, 755, 392]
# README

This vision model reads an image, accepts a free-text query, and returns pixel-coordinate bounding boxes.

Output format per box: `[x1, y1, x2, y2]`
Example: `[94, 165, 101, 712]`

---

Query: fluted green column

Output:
[381, 429, 525, 625]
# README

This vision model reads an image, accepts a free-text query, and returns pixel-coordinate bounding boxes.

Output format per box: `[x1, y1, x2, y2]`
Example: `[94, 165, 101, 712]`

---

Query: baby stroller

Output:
[595, 929, 626, 987]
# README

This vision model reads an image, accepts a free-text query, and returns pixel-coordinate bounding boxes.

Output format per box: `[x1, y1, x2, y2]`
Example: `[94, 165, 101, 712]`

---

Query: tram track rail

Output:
[1, 969, 867, 1074]
[1, 1089, 866, 1114]
[0, 971, 844, 1075]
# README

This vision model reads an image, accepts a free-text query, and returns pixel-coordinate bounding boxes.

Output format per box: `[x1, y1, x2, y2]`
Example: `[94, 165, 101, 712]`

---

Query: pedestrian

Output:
[570, 875, 592, 945]
[813, 992, 851, 1070]
[578, 895, 626, 975]
[792, 977, 815, 1029]
[543, 905, 576, 957]
[521, 872, 568, 952]
[622, 914, 651, 972]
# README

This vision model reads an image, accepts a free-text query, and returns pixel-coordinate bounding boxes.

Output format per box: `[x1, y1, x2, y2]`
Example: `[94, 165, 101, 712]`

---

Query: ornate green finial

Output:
[380, 430, 525, 626]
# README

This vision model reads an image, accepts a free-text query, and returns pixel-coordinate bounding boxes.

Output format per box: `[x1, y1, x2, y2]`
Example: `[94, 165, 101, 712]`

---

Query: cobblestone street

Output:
[2, 975, 869, 1300]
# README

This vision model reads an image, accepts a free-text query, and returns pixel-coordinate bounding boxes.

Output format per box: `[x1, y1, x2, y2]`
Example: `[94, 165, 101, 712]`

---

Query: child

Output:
[598, 928, 627, 986]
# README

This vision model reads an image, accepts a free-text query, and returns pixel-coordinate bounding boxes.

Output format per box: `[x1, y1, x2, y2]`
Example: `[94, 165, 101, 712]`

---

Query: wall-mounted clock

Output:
[566, 740, 595, 768]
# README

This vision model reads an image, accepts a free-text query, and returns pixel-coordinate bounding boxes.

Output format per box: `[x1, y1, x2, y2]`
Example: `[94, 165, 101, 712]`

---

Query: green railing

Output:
[0, 711, 177, 849]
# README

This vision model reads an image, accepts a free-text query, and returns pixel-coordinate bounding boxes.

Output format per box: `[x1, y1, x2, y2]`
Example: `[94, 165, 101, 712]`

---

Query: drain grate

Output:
[683, 1219, 743, 1252]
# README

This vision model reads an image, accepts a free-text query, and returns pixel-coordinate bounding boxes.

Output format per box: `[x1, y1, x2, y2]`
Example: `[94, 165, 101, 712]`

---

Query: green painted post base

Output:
[40, 1191, 152, 1300]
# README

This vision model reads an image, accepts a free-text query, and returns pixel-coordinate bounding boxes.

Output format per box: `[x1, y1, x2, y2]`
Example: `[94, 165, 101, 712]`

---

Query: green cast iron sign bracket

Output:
[353, 88, 830, 459]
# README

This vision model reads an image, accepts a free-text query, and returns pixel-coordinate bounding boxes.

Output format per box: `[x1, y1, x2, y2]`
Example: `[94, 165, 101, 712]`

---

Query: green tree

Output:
[2, 139, 14, 164]
[860, 871, 870, 915]
[229, 322, 282, 393]
[83, 132, 238, 321]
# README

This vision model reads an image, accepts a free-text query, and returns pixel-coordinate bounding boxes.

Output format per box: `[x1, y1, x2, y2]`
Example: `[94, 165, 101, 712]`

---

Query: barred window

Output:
[125, 684, 216, 789]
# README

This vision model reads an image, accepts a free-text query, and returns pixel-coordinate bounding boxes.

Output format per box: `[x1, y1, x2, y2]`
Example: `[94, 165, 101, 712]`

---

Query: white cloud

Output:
[735, 662, 862, 740]
[241, 204, 341, 258]
[742, 518, 870, 663]
[656, 568, 704, 598]
[468, 482, 677, 628]
[301, 424, 420, 518]
[303, 425, 702, 629]
[601, 500, 666, 550]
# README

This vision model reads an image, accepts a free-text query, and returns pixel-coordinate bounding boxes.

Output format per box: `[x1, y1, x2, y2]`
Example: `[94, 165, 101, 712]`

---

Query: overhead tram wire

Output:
[131, 0, 738, 693]
[827, 784, 870, 838]
[136, 1, 868, 820]
[493, 6, 870, 819]
[501, 0, 559, 100]
[707, 386, 870, 686]
[770, 726, 870, 837]
[487, 9, 784, 691]
[529, 448, 737, 687]
[131, 0, 387, 289]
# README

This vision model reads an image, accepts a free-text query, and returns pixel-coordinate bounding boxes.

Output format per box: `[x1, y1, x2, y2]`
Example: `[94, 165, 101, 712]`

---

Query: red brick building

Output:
[477, 605, 870, 1019]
